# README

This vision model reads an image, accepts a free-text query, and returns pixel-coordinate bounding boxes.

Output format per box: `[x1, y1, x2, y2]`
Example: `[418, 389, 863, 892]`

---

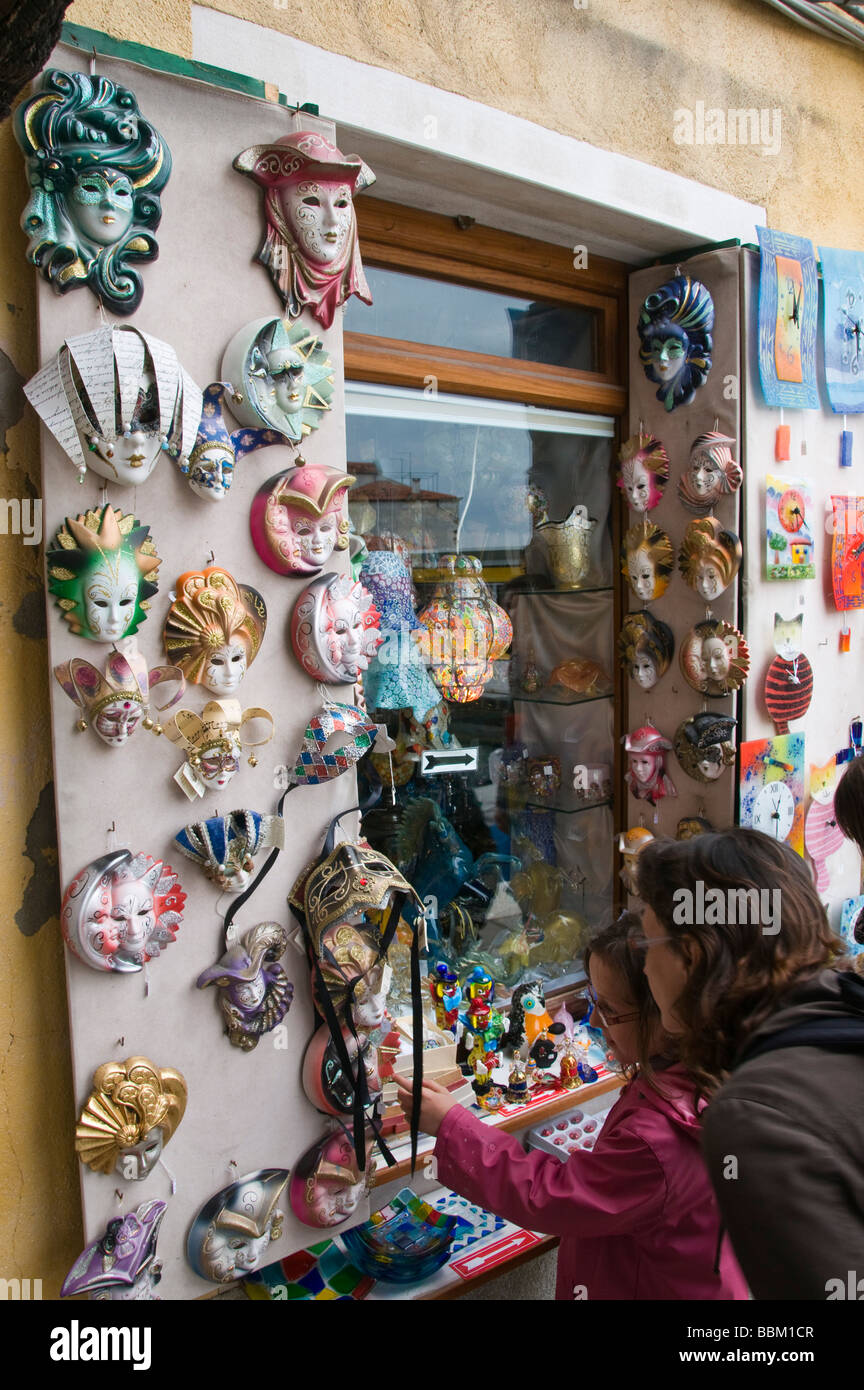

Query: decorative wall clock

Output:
[804, 759, 844, 894]
[765, 475, 815, 580]
[739, 733, 805, 856]
[818, 245, 864, 414]
[830, 495, 864, 610]
[756, 227, 819, 408]
[764, 613, 813, 732]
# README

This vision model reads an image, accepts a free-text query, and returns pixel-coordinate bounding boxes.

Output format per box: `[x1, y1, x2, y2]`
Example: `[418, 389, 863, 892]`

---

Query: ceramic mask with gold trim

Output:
[679, 618, 750, 698]
[637, 274, 714, 412]
[174, 809, 284, 893]
[54, 640, 185, 746]
[678, 516, 742, 601]
[61, 1199, 166, 1301]
[617, 611, 675, 692]
[61, 850, 185, 973]
[221, 316, 334, 440]
[621, 522, 675, 603]
[678, 432, 742, 514]
[250, 457, 354, 575]
[196, 921, 294, 1051]
[187, 1170, 289, 1284]
[291, 571, 382, 684]
[162, 698, 275, 801]
[163, 566, 267, 695]
[289, 1128, 373, 1228]
[47, 505, 160, 642]
[616, 435, 669, 514]
[674, 712, 737, 783]
[75, 1057, 187, 1180]
[176, 381, 287, 502]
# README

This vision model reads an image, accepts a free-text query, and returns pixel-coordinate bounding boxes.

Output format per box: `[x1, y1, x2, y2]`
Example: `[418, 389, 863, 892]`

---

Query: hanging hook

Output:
[90, 48, 98, 77]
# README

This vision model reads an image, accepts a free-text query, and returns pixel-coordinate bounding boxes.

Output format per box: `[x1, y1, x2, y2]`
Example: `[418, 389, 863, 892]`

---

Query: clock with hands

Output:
[751, 781, 796, 842]
[818, 245, 864, 414]
[740, 733, 805, 856]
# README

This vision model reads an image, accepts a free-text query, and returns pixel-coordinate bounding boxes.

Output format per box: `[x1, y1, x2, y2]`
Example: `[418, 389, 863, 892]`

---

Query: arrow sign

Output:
[451, 1229, 541, 1279]
[421, 747, 479, 775]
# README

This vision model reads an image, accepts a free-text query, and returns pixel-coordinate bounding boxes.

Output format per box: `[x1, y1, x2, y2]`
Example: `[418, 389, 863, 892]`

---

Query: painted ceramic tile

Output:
[756, 228, 819, 409]
[765, 475, 815, 580]
[739, 733, 805, 856]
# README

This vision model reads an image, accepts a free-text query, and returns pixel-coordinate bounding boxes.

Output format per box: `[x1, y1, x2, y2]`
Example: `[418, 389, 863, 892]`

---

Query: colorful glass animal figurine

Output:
[54, 643, 185, 747]
[503, 981, 553, 1052]
[187, 1170, 289, 1283]
[196, 921, 294, 1051]
[233, 130, 375, 327]
[637, 274, 714, 411]
[75, 1057, 186, 1180]
[221, 317, 334, 440]
[163, 567, 267, 695]
[14, 69, 171, 314]
[678, 432, 742, 514]
[250, 458, 354, 576]
[623, 725, 676, 805]
[61, 1200, 166, 1300]
[616, 434, 669, 513]
[618, 610, 675, 691]
[764, 613, 813, 733]
[61, 850, 185, 973]
[47, 505, 160, 643]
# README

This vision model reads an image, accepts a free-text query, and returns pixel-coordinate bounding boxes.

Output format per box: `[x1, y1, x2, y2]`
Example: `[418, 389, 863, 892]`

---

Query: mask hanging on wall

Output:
[196, 920, 294, 1052]
[678, 516, 742, 601]
[61, 850, 185, 973]
[163, 699, 274, 800]
[187, 1170, 289, 1284]
[233, 131, 375, 327]
[174, 382, 287, 502]
[75, 1057, 187, 1181]
[618, 827, 655, 896]
[174, 809, 283, 893]
[61, 1199, 166, 1301]
[47, 505, 160, 643]
[282, 702, 378, 787]
[764, 613, 813, 733]
[679, 617, 750, 698]
[288, 1126, 374, 1229]
[291, 572, 382, 685]
[163, 567, 267, 696]
[14, 69, 171, 315]
[675, 816, 715, 840]
[621, 521, 675, 602]
[25, 324, 201, 485]
[416, 553, 512, 703]
[617, 610, 675, 691]
[623, 724, 676, 805]
[616, 434, 669, 514]
[221, 317, 334, 440]
[250, 458, 354, 576]
[677, 432, 742, 514]
[637, 274, 714, 411]
[673, 712, 737, 783]
[54, 641, 185, 746]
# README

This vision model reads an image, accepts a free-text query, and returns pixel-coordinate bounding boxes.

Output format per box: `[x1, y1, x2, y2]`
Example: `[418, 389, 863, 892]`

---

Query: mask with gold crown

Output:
[47, 504, 160, 643]
[163, 566, 267, 696]
[54, 640, 185, 747]
[75, 1056, 187, 1181]
[162, 697, 274, 800]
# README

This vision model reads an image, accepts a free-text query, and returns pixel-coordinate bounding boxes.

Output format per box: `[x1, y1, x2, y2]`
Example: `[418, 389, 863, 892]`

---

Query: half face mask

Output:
[283, 702, 378, 787]
[25, 324, 201, 485]
[47, 505, 160, 642]
[679, 618, 750, 698]
[175, 382, 286, 501]
[196, 921, 294, 1051]
[163, 567, 267, 695]
[250, 458, 354, 575]
[288, 1128, 374, 1228]
[163, 698, 274, 801]
[678, 516, 742, 601]
[674, 712, 737, 783]
[61, 850, 185, 973]
[616, 435, 669, 513]
[621, 522, 675, 602]
[61, 1199, 166, 1301]
[637, 274, 714, 412]
[291, 572, 382, 684]
[221, 317, 334, 441]
[617, 610, 675, 691]
[174, 810, 284, 893]
[187, 1170, 289, 1284]
[678, 432, 742, 514]
[54, 642, 185, 746]
[14, 69, 171, 316]
[75, 1057, 187, 1180]
[233, 131, 375, 327]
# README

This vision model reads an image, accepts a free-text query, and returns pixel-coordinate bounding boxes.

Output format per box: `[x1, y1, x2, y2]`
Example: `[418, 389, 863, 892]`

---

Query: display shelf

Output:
[521, 792, 612, 815]
[478, 686, 614, 707]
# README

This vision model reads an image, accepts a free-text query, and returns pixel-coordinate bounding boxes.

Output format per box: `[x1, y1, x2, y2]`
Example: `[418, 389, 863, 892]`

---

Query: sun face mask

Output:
[196, 921, 294, 1052]
[187, 1170, 289, 1285]
[233, 131, 375, 327]
[174, 382, 286, 502]
[163, 698, 275, 801]
[61, 850, 185, 973]
[25, 324, 201, 485]
[250, 458, 354, 576]
[54, 641, 185, 746]
[679, 618, 750, 698]
[47, 505, 160, 642]
[221, 317, 334, 441]
[75, 1057, 187, 1181]
[61, 1199, 166, 1301]
[163, 567, 267, 695]
[14, 69, 171, 316]
[291, 572, 382, 684]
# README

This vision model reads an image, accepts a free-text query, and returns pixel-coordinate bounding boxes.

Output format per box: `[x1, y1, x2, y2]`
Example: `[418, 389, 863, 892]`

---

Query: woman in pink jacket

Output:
[393, 916, 747, 1300]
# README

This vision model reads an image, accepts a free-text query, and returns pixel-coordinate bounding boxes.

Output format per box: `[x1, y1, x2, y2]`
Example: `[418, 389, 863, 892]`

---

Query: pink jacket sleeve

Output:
[434, 1104, 668, 1238]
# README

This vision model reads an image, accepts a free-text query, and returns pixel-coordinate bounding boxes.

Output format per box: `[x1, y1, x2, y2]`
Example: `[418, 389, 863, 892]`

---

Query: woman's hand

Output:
[391, 1073, 461, 1137]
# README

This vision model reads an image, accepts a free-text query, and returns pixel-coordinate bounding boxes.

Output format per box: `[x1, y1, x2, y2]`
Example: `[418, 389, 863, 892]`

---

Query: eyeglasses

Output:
[585, 985, 639, 1028]
[627, 932, 676, 953]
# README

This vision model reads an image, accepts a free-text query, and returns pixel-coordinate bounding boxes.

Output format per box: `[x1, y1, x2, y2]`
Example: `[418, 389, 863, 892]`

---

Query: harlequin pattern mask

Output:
[174, 810, 284, 892]
[283, 702, 377, 786]
[25, 324, 201, 485]
[61, 1199, 166, 1301]
[291, 572, 382, 684]
[176, 382, 285, 501]
[288, 1128, 374, 1228]
[637, 274, 714, 411]
[61, 850, 185, 973]
[14, 69, 171, 315]
[75, 1057, 187, 1179]
[221, 317, 333, 441]
[233, 131, 375, 327]
[163, 698, 274, 801]
[674, 712, 737, 783]
[250, 458, 354, 575]
[163, 567, 267, 695]
[47, 505, 160, 642]
[187, 1170, 289, 1284]
[54, 642, 185, 746]
[196, 921, 294, 1051]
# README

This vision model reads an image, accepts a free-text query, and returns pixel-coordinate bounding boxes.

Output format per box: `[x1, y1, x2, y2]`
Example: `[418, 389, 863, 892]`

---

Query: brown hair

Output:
[584, 911, 675, 1096]
[637, 829, 842, 1099]
[835, 757, 864, 857]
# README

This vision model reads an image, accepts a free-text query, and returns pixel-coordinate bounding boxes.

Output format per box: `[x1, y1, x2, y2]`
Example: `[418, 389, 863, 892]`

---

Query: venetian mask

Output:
[25, 325, 201, 485]
[282, 702, 378, 787]
[678, 432, 742, 514]
[674, 713, 737, 783]
[14, 69, 171, 315]
[623, 724, 676, 805]
[302, 1023, 383, 1117]
[250, 458, 354, 575]
[621, 522, 675, 602]
[618, 610, 675, 691]
[196, 921, 294, 1051]
[289, 1128, 374, 1228]
[75, 1057, 187, 1180]
[187, 1170, 289, 1284]
[163, 567, 267, 694]
[221, 317, 334, 440]
[416, 554, 512, 703]
[678, 517, 742, 601]
[637, 274, 714, 411]
[61, 850, 185, 973]
[233, 132, 375, 327]
[176, 382, 286, 501]
[616, 435, 669, 513]
[618, 827, 655, 896]
[291, 572, 382, 684]
[676, 816, 715, 841]
[61, 1200, 166, 1301]
[54, 643, 185, 746]
[47, 505, 160, 642]
[679, 618, 750, 698]
[174, 810, 284, 893]
[163, 698, 275, 801]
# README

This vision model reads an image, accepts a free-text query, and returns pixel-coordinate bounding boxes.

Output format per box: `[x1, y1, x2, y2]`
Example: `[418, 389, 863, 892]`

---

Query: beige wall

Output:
[2, 0, 862, 1293]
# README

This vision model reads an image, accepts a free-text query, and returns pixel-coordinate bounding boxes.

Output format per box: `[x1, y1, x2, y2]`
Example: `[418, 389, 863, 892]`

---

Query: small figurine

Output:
[503, 981, 553, 1052]
[529, 1029, 558, 1069]
[428, 962, 462, 1033]
[506, 1060, 529, 1105]
[616, 434, 669, 513]
[623, 725, 676, 805]
[196, 921, 294, 1052]
[61, 1200, 166, 1300]
[559, 1041, 581, 1090]
[577, 1058, 599, 1085]
[637, 274, 714, 412]
[678, 516, 742, 602]
[462, 965, 496, 1007]
[521, 652, 544, 693]
[471, 1059, 495, 1104]
[618, 611, 675, 692]
[678, 432, 742, 514]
